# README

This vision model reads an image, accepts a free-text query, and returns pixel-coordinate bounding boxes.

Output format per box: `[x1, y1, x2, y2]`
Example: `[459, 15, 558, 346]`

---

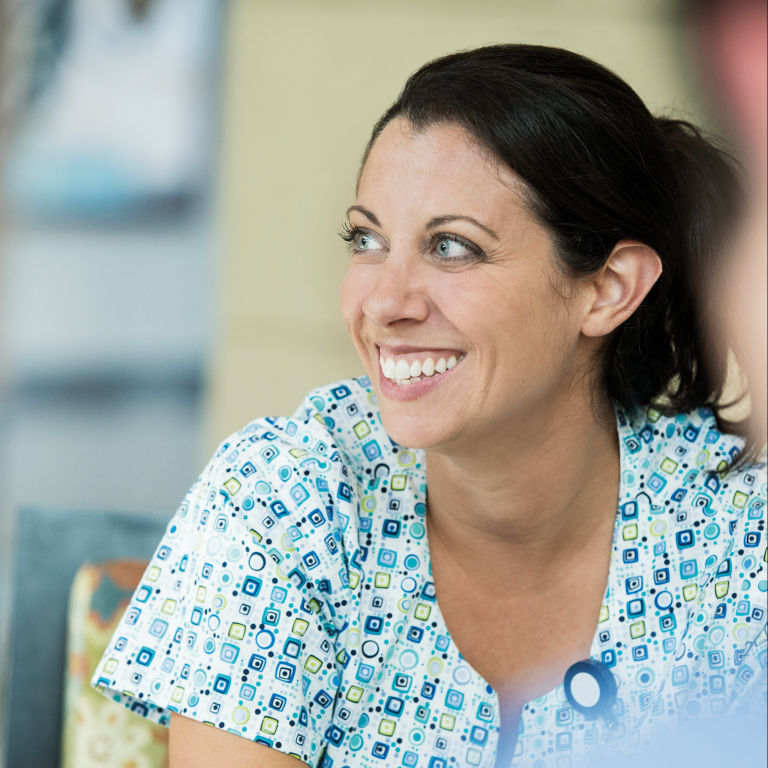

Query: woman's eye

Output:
[355, 232, 380, 251]
[434, 236, 474, 260]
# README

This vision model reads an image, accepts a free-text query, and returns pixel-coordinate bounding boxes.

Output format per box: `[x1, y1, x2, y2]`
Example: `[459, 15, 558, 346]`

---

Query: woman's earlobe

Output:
[581, 240, 662, 338]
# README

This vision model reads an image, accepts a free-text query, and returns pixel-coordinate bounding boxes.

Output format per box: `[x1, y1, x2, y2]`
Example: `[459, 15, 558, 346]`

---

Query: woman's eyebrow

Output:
[346, 205, 381, 226]
[426, 214, 499, 240]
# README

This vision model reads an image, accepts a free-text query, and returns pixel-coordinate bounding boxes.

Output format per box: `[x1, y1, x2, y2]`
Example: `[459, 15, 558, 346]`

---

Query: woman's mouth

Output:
[378, 348, 466, 387]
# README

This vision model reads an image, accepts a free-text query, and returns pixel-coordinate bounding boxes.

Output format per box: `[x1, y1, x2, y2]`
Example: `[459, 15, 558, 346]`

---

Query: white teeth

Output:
[381, 351, 462, 382]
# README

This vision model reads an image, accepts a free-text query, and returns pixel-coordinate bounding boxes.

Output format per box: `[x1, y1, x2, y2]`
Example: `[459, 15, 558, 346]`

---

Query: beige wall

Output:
[204, 0, 701, 453]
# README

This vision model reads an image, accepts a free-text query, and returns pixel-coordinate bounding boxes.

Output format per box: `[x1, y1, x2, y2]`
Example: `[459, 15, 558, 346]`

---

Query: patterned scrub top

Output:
[92, 376, 767, 768]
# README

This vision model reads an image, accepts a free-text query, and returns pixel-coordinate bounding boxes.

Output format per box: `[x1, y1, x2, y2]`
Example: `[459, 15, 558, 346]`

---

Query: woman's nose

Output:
[361, 256, 430, 328]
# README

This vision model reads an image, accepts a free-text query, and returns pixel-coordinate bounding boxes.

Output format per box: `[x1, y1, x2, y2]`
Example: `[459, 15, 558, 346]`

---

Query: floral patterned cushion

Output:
[62, 560, 169, 768]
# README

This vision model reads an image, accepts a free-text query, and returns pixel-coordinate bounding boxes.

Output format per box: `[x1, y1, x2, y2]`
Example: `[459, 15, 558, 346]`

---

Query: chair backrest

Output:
[5, 508, 170, 768]
[61, 560, 169, 768]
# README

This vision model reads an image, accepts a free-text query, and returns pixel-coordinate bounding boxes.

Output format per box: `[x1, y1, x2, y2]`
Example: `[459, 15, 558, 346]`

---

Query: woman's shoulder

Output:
[618, 403, 766, 522]
[205, 375, 380, 485]
[187, 375, 401, 550]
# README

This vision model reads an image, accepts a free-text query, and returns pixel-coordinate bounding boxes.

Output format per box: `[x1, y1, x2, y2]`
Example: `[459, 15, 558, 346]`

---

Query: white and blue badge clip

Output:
[564, 659, 618, 729]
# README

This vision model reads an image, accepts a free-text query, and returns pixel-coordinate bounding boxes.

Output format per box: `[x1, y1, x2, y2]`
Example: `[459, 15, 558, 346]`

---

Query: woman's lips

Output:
[376, 347, 465, 400]
[377, 346, 465, 387]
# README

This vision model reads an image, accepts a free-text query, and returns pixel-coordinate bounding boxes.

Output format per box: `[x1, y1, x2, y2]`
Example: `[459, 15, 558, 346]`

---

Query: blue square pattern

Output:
[290, 483, 310, 505]
[736, 600, 750, 616]
[556, 732, 572, 751]
[633, 645, 648, 661]
[243, 576, 262, 597]
[556, 707, 573, 726]
[680, 560, 698, 579]
[373, 742, 389, 759]
[136, 586, 152, 602]
[407, 626, 424, 643]
[623, 549, 638, 564]
[220, 643, 239, 664]
[672, 666, 689, 687]
[708, 651, 724, 669]
[477, 703, 494, 722]
[270, 500, 289, 518]
[263, 608, 280, 626]
[671, 487, 687, 503]
[377, 548, 397, 568]
[271, 587, 287, 603]
[363, 440, 382, 460]
[445, 690, 464, 710]
[149, 619, 168, 638]
[393, 673, 412, 693]
[275, 662, 296, 683]
[621, 501, 638, 519]
[660, 614, 677, 632]
[357, 664, 374, 683]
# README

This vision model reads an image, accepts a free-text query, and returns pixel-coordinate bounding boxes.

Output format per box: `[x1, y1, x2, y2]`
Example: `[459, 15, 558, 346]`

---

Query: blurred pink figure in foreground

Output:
[698, 0, 768, 445]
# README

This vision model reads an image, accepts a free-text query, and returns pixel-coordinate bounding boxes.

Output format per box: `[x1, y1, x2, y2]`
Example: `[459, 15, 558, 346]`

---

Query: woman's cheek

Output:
[339, 267, 367, 330]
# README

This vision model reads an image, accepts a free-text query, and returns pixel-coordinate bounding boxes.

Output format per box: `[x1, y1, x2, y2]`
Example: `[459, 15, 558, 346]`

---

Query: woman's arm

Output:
[170, 713, 307, 768]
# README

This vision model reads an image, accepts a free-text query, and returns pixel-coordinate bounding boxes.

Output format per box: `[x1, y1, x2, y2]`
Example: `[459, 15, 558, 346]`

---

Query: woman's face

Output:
[340, 119, 599, 452]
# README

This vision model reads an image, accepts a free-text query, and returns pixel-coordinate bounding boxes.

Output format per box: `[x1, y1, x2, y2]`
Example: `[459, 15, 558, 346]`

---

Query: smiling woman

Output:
[90, 45, 766, 768]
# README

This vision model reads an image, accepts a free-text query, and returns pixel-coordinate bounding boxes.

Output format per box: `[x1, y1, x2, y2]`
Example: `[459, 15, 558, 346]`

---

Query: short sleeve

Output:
[91, 413, 360, 767]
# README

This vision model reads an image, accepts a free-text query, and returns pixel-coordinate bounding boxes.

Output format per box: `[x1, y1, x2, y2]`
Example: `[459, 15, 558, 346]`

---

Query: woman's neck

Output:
[425, 394, 620, 590]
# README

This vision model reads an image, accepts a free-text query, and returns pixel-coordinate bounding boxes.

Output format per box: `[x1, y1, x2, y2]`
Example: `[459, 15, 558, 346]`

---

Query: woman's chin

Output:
[378, 409, 453, 452]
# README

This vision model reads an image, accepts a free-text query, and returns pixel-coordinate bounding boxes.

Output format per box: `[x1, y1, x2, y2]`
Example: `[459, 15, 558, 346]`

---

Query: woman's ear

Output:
[581, 239, 663, 337]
